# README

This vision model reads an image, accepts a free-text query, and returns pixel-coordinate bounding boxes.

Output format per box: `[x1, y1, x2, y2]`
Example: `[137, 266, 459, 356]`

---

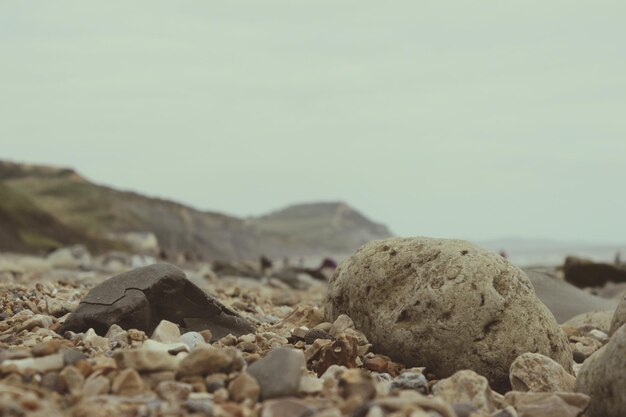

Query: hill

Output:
[0, 160, 392, 259]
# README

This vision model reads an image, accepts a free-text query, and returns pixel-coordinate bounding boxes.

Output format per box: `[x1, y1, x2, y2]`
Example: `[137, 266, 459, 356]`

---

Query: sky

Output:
[1, 1, 625, 244]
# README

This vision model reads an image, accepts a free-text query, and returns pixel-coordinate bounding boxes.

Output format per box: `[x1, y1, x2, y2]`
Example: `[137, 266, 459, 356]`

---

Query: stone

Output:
[185, 398, 214, 415]
[509, 353, 576, 393]
[105, 324, 129, 347]
[151, 320, 181, 343]
[504, 391, 589, 417]
[1, 353, 64, 373]
[83, 375, 110, 397]
[304, 328, 332, 344]
[329, 314, 355, 336]
[261, 398, 317, 417]
[576, 322, 626, 417]
[391, 371, 429, 394]
[83, 328, 111, 351]
[156, 381, 193, 403]
[247, 347, 305, 399]
[609, 292, 626, 335]
[432, 370, 496, 415]
[364, 356, 388, 373]
[111, 368, 144, 396]
[338, 369, 376, 401]
[524, 270, 616, 323]
[312, 334, 360, 375]
[41, 372, 67, 393]
[60, 365, 85, 395]
[31, 339, 65, 357]
[177, 346, 242, 377]
[228, 371, 260, 403]
[114, 348, 180, 372]
[60, 263, 256, 338]
[62, 349, 87, 365]
[180, 331, 205, 350]
[562, 310, 615, 334]
[19, 314, 53, 331]
[563, 256, 626, 288]
[325, 238, 573, 391]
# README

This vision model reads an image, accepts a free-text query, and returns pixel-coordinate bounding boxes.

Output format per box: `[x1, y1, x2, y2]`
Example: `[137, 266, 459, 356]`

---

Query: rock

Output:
[304, 328, 332, 344]
[156, 381, 193, 403]
[564, 256, 626, 288]
[504, 391, 589, 417]
[1, 353, 64, 373]
[262, 398, 317, 417]
[524, 270, 616, 323]
[60, 263, 256, 338]
[185, 398, 214, 415]
[62, 349, 87, 365]
[32, 340, 65, 357]
[609, 293, 626, 335]
[432, 370, 496, 415]
[180, 332, 205, 350]
[19, 314, 53, 331]
[325, 238, 573, 392]
[111, 368, 144, 396]
[114, 348, 180, 372]
[151, 320, 181, 343]
[576, 323, 626, 417]
[312, 334, 360, 375]
[177, 346, 242, 377]
[509, 353, 576, 393]
[247, 347, 305, 399]
[586, 329, 609, 343]
[83, 328, 111, 351]
[47, 245, 92, 269]
[83, 375, 111, 397]
[228, 371, 260, 403]
[338, 369, 376, 401]
[105, 324, 129, 347]
[562, 310, 615, 334]
[390, 371, 429, 394]
[364, 356, 388, 373]
[41, 372, 67, 393]
[329, 314, 355, 336]
[60, 366, 85, 395]
[299, 374, 323, 394]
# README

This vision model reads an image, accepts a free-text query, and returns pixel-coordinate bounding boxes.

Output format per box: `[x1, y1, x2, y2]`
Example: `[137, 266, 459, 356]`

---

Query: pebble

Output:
[228, 371, 260, 402]
[177, 346, 241, 377]
[391, 371, 429, 394]
[509, 353, 576, 393]
[180, 331, 205, 350]
[247, 347, 305, 399]
[151, 319, 181, 343]
[111, 368, 144, 396]
[156, 381, 193, 403]
[432, 370, 496, 415]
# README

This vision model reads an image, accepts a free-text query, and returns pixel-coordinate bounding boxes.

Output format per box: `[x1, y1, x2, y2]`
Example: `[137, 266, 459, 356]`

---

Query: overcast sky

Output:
[2, 1, 625, 243]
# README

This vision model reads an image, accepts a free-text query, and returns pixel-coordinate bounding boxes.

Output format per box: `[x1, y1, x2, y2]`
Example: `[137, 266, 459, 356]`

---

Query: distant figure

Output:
[499, 250, 508, 259]
[259, 255, 273, 275]
[616, 251, 622, 265]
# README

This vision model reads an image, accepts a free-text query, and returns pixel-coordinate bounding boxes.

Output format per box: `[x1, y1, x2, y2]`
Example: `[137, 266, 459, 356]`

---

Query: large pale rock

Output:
[325, 238, 572, 392]
[61, 263, 255, 338]
[562, 310, 614, 334]
[504, 391, 589, 417]
[576, 323, 626, 417]
[432, 370, 496, 414]
[608, 293, 626, 335]
[509, 353, 576, 392]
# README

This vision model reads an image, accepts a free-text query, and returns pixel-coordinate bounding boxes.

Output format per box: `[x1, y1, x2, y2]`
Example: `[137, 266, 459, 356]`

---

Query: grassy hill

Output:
[0, 160, 392, 259]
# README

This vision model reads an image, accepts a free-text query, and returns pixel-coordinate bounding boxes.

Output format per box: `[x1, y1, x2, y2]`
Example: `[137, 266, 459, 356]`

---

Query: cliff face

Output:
[0, 160, 392, 259]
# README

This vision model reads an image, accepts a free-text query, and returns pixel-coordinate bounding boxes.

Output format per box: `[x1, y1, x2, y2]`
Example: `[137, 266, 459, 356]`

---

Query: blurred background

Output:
[1, 1, 625, 266]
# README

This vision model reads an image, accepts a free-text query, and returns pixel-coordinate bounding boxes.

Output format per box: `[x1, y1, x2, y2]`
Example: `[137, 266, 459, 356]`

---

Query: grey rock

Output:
[509, 353, 576, 393]
[504, 391, 589, 417]
[60, 263, 255, 338]
[180, 331, 205, 350]
[524, 269, 616, 323]
[185, 399, 214, 416]
[609, 292, 626, 335]
[562, 310, 615, 334]
[325, 237, 573, 392]
[248, 347, 305, 399]
[62, 349, 87, 365]
[390, 372, 428, 394]
[576, 323, 626, 417]
[433, 370, 496, 415]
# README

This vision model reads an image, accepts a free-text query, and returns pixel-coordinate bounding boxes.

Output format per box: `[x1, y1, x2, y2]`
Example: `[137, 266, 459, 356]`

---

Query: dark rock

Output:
[390, 371, 428, 394]
[524, 269, 616, 323]
[564, 256, 626, 288]
[248, 348, 305, 399]
[62, 348, 88, 365]
[452, 403, 478, 417]
[60, 263, 255, 338]
[304, 328, 333, 344]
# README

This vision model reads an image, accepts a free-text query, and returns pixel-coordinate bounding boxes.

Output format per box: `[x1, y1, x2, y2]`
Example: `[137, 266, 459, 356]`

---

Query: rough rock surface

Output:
[576, 323, 626, 417]
[509, 353, 576, 392]
[432, 370, 496, 414]
[325, 237, 573, 391]
[504, 391, 590, 417]
[608, 293, 626, 335]
[562, 310, 615, 334]
[61, 263, 255, 338]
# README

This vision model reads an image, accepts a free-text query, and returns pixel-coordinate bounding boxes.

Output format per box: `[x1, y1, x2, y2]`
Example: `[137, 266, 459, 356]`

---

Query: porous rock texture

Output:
[576, 323, 626, 417]
[608, 293, 626, 336]
[325, 237, 572, 392]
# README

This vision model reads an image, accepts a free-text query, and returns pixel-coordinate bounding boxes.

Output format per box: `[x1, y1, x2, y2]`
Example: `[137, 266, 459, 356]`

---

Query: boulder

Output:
[563, 256, 626, 288]
[524, 270, 616, 323]
[325, 237, 572, 392]
[60, 263, 255, 338]
[576, 323, 626, 417]
[608, 293, 626, 336]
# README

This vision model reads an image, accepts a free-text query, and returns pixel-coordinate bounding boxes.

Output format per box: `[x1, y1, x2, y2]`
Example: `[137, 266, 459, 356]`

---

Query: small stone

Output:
[205, 374, 227, 392]
[304, 328, 333, 344]
[180, 331, 205, 350]
[299, 374, 323, 394]
[228, 371, 260, 403]
[128, 328, 147, 342]
[32, 339, 65, 357]
[199, 329, 213, 343]
[586, 329, 609, 344]
[83, 375, 111, 397]
[185, 398, 214, 415]
[248, 347, 305, 399]
[60, 365, 85, 395]
[329, 314, 355, 336]
[1, 353, 64, 374]
[151, 320, 181, 343]
[112, 368, 144, 396]
[115, 348, 180, 372]
[105, 324, 129, 347]
[19, 314, 53, 331]
[261, 398, 317, 417]
[391, 371, 428, 394]
[433, 370, 496, 415]
[453, 403, 479, 417]
[41, 371, 67, 393]
[83, 328, 111, 351]
[177, 346, 241, 377]
[509, 353, 575, 393]
[338, 369, 376, 401]
[62, 349, 87, 365]
[156, 380, 193, 403]
[504, 391, 589, 417]
[364, 356, 388, 373]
